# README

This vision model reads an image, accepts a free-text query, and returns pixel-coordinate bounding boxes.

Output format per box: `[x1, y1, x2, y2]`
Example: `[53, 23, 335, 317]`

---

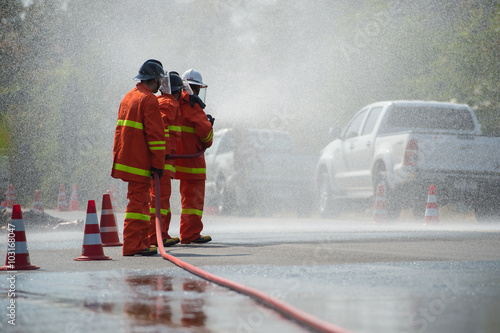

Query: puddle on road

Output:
[0, 269, 307, 333]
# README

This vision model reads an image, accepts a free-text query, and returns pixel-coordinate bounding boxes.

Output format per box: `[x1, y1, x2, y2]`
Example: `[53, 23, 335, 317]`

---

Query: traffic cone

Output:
[204, 206, 218, 215]
[424, 185, 439, 224]
[373, 184, 388, 222]
[74, 200, 112, 261]
[33, 190, 44, 212]
[56, 184, 68, 211]
[69, 185, 79, 211]
[108, 184, 118, 211]
[0, 204, 40, 270]
[100, 193, 122, 247]
[3, 184, 16, 209]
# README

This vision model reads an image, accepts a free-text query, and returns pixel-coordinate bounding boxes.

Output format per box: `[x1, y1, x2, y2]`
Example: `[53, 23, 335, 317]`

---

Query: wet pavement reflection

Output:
[0, 269, 308, 333]
[122, 274, 209, 331]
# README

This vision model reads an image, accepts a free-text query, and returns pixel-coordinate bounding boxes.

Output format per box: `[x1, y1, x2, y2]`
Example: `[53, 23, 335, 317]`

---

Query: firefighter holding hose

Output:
[148, 72, 184, 248]
[111, 60, 167, 256]
[175, 69, 214, 244]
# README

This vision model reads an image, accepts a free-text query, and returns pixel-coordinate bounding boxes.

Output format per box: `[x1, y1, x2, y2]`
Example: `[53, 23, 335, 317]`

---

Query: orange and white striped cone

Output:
[4, 184, 16, 209]
[373, 184, 388, 223]
[100, 193, 122, 247]
[204, 206, 218, 215]
[108, 184, 119, 211]
[56, 184, 68, 211]
[69, 185, 79, 211]
[0, 204, 40, 270]
[74, 200, 112, 261]
[424, 185, 439, 224]
[33, 190, 44, 212]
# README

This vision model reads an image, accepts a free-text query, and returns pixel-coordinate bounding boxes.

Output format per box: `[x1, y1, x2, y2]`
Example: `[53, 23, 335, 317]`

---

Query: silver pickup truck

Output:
[316, 100, 500, 221]
[205, 128, 316, 217]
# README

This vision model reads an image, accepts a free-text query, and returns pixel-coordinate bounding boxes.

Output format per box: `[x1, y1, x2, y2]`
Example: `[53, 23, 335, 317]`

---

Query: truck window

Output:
[343, 108, 368, 139]
[251, 131, 294, 152]
[361, 107, 383, 135]
[387, 106, 475, 131]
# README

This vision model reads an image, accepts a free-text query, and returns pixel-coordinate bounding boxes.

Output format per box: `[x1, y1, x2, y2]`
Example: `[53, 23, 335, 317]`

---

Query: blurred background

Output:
[0, 0, 499, 207]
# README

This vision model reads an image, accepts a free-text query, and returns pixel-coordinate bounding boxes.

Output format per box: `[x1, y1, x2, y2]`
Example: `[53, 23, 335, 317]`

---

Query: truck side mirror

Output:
[329, 126, 341, 139]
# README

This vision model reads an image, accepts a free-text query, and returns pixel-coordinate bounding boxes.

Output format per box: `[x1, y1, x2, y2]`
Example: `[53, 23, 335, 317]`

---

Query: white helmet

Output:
[182, 69, 207, 87]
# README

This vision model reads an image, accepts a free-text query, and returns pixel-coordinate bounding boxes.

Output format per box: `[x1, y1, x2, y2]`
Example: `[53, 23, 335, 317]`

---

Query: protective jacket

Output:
[175, 91, 213, 180]
[158, 94, 181, 178]
[111, 82, 166, 183]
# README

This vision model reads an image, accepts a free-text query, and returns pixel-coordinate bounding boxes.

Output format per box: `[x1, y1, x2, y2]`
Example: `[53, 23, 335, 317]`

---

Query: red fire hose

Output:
[166, 149, 206, 160]
[153, 172, 353, 333]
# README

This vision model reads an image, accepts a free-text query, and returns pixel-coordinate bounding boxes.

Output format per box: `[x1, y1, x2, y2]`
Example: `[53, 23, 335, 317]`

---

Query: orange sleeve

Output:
[193, 105, 213, 149]
[143, 94, 166, 170]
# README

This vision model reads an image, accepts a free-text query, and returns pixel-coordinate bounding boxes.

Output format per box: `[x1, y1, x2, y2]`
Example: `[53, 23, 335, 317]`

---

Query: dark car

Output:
[205, 128, 316, 217]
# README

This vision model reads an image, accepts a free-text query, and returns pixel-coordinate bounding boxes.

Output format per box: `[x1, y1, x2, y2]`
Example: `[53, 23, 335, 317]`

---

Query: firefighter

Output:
[111, 60, 167, 256]
[175, 69, 214, 244]
[149, 72, 184, 247]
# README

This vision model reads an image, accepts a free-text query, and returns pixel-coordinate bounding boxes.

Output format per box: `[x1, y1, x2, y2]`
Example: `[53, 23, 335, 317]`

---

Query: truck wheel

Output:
[216, 176, 235, 215]
[317, 168, 340, 218]
[374, 170, 401, 219]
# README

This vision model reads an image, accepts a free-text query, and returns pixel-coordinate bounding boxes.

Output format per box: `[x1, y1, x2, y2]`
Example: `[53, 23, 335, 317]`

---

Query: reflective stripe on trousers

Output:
[123, 180, 152, 255]
[179, 179, 205, 244]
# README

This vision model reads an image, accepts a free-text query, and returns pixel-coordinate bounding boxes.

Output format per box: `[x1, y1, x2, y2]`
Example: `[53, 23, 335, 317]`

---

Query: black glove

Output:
[189, 94, 206, 109]
[207, 114, 215, 126]
[151, 167, 163, 179]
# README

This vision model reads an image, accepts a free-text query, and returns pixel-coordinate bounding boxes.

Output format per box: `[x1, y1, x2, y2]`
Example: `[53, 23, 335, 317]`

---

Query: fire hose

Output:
[152, 159, 353, 333]
[166, 149, 206, 160]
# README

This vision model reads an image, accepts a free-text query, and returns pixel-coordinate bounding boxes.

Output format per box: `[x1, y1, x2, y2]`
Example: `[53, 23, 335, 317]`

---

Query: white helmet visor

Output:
[160, 72, 171, 95]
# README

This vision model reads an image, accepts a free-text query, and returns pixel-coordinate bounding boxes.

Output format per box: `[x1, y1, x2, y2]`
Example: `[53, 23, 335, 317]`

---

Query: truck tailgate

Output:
[417, 134, 500, 174]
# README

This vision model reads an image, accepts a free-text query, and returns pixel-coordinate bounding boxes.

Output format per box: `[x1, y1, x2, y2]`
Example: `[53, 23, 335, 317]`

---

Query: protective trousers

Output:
[123, 180, 152, 255]
[179, 179, 205, 244]
[149, 175, 172, 245]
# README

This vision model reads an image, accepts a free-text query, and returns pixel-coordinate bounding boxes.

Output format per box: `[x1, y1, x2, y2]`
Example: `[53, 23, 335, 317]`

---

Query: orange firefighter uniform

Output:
[149, 93, 181, 245]
[175, 91, 213, 243]
[111, 82, 167, 255]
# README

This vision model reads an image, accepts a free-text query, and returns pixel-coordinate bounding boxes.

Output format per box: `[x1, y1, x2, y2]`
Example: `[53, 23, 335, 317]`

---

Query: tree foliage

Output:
[0, 0, 498, 205]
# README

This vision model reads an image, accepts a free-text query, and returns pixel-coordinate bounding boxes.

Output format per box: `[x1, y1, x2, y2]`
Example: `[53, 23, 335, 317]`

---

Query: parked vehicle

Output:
[316, 100, 500, 221]
[205, 128, 316, 216]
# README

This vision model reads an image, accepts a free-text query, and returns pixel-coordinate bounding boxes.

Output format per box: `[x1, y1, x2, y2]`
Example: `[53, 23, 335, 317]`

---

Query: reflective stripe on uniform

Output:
[150, 207, 171, 215]
[201, 129, 213, 143]
[125, 212, 151, 221]
[164, 164, 176, 172]
[181, 208, 203, 216]
[175, 165, 206, 174]
[148, 140, 166, 151]
[117, 119, 143, 130]
[169, 125, 181, 133]
[113, 163, 151, 177]
[181, 126, 196, 133]
[164, 128, 170, 138]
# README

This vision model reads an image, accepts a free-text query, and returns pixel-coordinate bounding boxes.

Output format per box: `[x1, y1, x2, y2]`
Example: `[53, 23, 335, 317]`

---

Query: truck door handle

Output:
[366, 140, 371, 147]
[350, 143, 355, 149]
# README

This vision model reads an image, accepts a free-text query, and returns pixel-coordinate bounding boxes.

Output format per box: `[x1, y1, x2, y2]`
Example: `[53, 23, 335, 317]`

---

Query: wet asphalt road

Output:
[0, 209, 500, 333]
